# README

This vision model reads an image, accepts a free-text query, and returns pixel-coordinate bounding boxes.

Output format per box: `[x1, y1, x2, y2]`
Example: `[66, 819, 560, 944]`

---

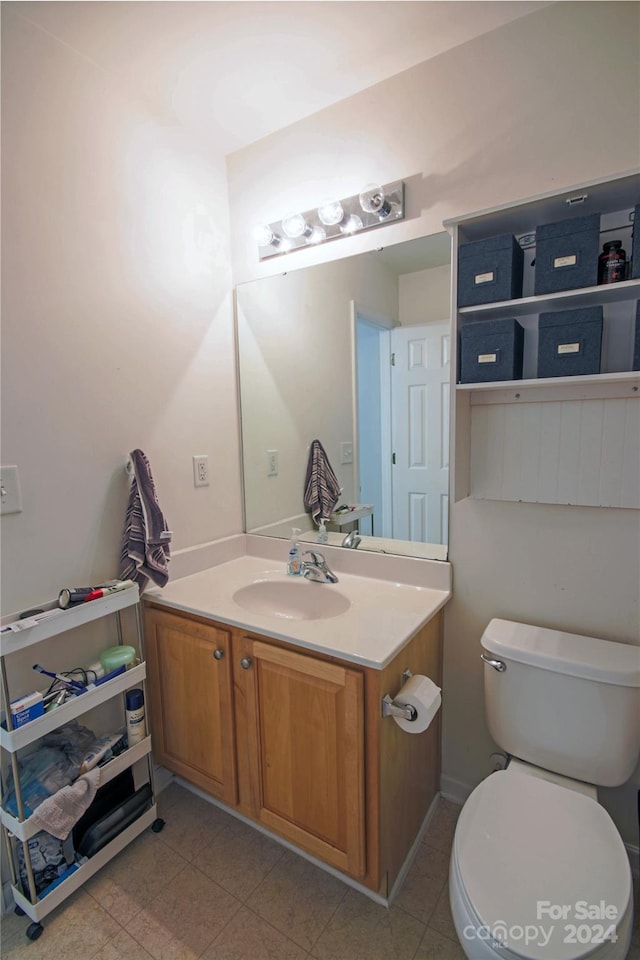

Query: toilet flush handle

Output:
[481, 653, 506, 672]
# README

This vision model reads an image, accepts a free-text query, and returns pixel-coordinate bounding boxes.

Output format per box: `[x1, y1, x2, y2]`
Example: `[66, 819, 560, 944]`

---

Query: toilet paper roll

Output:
[393, 674, 441, 734]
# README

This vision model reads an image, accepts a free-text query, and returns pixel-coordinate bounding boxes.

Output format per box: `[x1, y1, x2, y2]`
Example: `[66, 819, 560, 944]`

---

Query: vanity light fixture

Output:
[359, 182, 392, 218]
[256, 180, 404, 260]
[281, 211, 313, 239]
[340, 214, 364, 235]
[317, 198, 345, 226]
[254, 224, 282, 249]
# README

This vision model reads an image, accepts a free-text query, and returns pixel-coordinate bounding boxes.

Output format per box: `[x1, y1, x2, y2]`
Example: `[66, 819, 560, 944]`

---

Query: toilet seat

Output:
[452, 767, 631, 960]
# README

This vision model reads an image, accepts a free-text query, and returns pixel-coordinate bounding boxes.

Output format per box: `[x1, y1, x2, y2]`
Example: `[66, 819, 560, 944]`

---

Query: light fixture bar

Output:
[256, 180, 405, 260]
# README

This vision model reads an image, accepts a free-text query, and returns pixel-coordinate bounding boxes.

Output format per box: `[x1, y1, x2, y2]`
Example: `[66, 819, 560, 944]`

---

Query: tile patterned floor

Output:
[1, 785, 638, 960]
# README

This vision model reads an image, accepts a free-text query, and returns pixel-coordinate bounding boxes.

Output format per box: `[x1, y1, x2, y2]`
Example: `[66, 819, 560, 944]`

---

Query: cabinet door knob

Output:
[240, 657, 253, 670]
[213, 648, 224, 660]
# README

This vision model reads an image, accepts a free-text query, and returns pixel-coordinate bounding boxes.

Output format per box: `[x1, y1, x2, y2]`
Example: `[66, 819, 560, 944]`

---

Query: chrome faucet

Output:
[341, 530, 361, 549]
[301, 550, 339, 583]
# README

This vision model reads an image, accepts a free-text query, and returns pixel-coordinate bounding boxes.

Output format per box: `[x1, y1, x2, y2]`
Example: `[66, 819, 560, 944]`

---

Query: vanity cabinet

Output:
[235, 634, 365, 878]
[144, 609, 237, 805]
[447, 170, 640, 507]
[143, 601, 442, 897]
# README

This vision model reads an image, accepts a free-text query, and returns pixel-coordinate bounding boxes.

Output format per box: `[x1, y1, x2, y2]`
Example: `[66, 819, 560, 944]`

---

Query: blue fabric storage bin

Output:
[459, 318, 524, 383]
[457, 234, 524, 307]
[534, 213, 600, 295]
[633, 301, 640, 371]
[631, 204, 640, 280]
[537, 306, 603, 378]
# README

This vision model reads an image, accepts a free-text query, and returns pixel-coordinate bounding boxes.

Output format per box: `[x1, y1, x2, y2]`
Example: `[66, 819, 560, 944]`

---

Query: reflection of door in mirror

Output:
[355, 316, 450, 545]
[236, 232, 452, 561]
[390, 323, 450, 544]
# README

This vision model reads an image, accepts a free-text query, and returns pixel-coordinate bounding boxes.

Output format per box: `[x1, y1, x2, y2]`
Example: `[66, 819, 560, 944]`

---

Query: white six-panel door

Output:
[391, 322, 450, 542]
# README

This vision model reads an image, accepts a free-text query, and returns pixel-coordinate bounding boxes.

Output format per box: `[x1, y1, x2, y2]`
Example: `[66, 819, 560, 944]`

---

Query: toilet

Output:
[449, 618, 640, 960]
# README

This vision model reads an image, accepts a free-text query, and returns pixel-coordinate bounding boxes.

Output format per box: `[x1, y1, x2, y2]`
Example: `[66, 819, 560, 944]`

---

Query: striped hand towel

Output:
[303, 439, 341, 526]
[119, 449, 172, 591]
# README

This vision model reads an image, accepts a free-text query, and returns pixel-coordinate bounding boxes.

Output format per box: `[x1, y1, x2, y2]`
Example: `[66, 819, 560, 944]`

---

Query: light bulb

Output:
[359, 182, 392, 218]
[340, 215, 363, 235]
[254, 224, 280, 247]
[317, 199, 344, 226]
[281, 212, 311, 239]
[306, 225, 326, 245]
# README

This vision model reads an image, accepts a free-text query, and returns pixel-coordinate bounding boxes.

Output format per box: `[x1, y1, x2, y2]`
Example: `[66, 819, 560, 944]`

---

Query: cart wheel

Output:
[151, 818, 165, 833]
[26, 922, 43, 941]
[14, 905, 25, 917]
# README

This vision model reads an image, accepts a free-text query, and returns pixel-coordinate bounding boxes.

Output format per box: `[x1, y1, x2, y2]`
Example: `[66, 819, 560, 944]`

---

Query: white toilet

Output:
[449, 618, 640, 960]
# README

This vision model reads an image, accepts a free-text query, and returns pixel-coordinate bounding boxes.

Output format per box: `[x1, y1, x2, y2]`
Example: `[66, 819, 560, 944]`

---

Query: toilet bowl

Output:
[449, 763, 633, 960]
[449, 619, 640, 960]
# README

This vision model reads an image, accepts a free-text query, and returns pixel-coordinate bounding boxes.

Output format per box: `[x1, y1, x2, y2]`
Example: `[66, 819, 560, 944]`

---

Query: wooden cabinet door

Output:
[240, 637, 365, 878]
[145, 609, 237, 805]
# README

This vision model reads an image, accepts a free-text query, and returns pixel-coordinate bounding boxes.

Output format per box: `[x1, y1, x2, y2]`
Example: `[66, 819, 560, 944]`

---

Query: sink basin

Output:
[232, 578, 351, 621]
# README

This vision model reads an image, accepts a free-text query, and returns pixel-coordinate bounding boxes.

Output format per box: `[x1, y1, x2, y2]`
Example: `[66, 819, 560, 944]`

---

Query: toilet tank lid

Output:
[482, 619, 640, 687]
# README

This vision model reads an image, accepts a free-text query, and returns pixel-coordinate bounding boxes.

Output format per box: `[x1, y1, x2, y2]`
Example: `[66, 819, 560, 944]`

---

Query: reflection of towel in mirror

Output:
[119, 449, 172, 592]
[28, 769, 101, 840]
[303, 439, 341, 526]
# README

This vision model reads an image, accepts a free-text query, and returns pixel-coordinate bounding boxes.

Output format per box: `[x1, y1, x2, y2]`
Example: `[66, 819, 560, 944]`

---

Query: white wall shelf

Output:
[448, 169, 640, 505]
[458, 371, 640, 404]
[458, 277, 640, 322]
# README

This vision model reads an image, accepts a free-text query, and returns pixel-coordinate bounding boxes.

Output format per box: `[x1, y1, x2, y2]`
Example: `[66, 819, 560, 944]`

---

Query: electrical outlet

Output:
[267, 450, 278, 477]
[340, 442, 353, 465]
[0, 465, 22, 515]
[192, 455, 209, 488]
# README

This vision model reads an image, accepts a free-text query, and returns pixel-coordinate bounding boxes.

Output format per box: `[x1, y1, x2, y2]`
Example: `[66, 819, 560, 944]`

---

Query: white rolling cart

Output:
[0, 585, 164, 941]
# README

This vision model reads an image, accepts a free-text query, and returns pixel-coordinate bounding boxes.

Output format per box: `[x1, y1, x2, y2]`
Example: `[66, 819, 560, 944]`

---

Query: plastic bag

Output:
[18, 831, 75, 896]
[4, 722, 98, 818]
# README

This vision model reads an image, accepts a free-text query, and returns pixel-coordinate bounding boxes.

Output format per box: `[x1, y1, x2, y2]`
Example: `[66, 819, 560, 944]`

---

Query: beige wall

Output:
[227, 1, 640, 847]
[1, 8, 244, 613]
[399, 265, 451, 326]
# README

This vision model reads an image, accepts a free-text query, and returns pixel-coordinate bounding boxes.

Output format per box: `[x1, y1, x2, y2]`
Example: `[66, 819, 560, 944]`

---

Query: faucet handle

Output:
[302, 550, 324, 565]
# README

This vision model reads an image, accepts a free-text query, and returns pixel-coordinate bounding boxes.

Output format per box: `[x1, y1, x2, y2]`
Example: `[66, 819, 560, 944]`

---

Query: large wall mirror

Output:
[236, 231, 452, 560]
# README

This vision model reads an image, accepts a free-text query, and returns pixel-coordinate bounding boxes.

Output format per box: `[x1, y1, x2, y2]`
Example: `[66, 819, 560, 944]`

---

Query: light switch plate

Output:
[267, 450, 279, 477]
[0, 466, 22, 515]
[340, 442, 353, 465]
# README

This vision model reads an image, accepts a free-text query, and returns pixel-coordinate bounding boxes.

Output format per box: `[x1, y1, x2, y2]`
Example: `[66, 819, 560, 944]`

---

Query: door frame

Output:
[350, 301, 395, 537]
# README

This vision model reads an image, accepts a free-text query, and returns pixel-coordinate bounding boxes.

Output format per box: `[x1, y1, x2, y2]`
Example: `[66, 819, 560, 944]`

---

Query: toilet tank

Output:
[481, 619, 640, 787]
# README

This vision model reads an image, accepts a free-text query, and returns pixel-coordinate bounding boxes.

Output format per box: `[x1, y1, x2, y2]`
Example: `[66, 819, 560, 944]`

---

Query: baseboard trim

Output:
[387, 793, 441, 904]
[439, 774, 472, 806]
[152, 764, 175, 796]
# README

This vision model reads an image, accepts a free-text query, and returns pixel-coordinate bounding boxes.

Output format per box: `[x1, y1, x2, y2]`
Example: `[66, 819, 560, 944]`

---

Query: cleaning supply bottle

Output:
[317, 520, 328, 544]
[125, 688, 146, 746]
[287, 528, 303, 576]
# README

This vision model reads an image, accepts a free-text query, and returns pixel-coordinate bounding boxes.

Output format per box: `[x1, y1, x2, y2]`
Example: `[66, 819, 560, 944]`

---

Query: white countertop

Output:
[145, 537, 451, 669]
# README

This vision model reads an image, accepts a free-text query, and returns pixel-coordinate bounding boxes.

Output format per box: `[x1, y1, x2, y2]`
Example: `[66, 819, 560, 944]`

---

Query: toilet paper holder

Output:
[381, 669, 418, 722]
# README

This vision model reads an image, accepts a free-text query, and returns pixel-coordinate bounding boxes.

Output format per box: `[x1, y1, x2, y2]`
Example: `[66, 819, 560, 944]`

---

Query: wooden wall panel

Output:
[470, 397, 640, 508]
